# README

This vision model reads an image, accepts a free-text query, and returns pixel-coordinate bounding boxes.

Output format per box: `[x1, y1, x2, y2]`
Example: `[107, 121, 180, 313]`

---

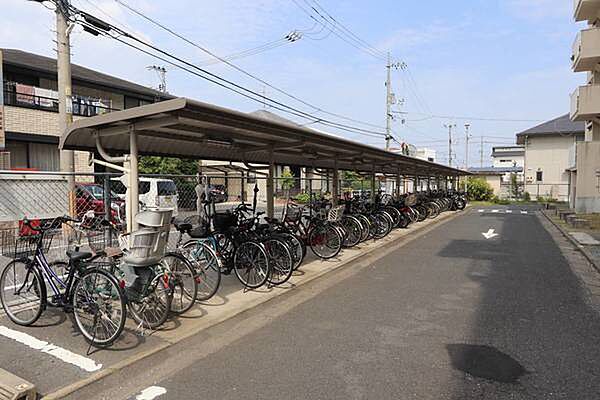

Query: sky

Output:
[1, 0, 586, 167]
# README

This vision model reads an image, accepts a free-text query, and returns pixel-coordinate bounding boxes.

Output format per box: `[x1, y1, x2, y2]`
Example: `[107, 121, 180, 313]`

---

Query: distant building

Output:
[516, 114, 584, 202]
[415, 148, 436, 163]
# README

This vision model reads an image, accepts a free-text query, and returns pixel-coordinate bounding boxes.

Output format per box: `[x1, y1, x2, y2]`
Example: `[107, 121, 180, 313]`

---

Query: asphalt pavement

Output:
[73, 204, 600, 400]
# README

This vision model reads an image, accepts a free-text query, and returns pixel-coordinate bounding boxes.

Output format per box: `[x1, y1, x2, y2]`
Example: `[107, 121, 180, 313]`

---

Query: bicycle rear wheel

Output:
[341, 216, 362, 248]
[233, 241, 270, 289]
[265, 238, 293, 286]
[163, 252, 197, 315]
[72, 268, 126, 347]
[182, 240, 221, 301]
[0, 260, 45, 326]
[129, 270, 172, 330]
[308, 223, 342, 259]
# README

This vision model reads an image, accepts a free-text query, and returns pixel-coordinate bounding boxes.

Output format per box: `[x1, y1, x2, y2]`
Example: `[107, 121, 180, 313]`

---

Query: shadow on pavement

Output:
[438, 213, 600, 398]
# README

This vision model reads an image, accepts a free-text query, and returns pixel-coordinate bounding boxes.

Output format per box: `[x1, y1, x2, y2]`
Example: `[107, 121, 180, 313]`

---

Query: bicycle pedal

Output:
[63, 304, 74, 313]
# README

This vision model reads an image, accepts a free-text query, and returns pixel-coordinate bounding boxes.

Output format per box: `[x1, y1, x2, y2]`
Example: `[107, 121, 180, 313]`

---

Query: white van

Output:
[111, 177, 179, 217]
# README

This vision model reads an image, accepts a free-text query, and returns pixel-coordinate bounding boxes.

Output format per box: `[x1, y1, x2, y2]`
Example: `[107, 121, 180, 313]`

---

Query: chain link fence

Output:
[0, 171, 454, 259]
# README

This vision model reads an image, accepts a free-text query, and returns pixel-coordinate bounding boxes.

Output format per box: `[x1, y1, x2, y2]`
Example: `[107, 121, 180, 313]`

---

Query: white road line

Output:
[135, 386, 167, 400]
[505, 210, 512, 214]
[521, 211, 528, 214]
[492, 209, 500, 213]
[0, 325, 102, 372]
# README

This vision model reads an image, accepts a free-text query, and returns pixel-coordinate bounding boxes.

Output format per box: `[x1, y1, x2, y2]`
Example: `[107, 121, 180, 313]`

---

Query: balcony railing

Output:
[2, 83, 119, 117]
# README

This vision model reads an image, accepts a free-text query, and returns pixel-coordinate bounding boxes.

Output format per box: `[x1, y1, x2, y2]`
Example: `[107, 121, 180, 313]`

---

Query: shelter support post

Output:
[332, 159, 339, 206]
[129, 126, 139, 232]
[396, 169, 401, 197]
[267, 149, 275, 218]
[371, 165, 376, 201]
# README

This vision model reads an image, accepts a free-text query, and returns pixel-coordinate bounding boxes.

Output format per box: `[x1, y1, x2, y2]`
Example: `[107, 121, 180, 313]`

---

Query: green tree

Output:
[281, 168, 295, 199]
[139, 157, 199, 175]
[466, 177, 494, 201]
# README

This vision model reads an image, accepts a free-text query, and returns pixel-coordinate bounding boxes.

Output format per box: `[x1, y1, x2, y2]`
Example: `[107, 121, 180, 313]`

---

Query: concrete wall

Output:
[575, 141, 600, 212]
[524, 135, 575, 201]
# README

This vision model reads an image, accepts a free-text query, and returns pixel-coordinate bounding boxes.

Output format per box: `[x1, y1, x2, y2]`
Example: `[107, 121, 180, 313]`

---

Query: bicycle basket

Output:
[1, 229, 57, 259]
[405, 194, 418, 207]
[213, 212, 237, 232]
[327, 205, 345, 222]
[188, 222, 209, 238]
[284, 204, 303, 223]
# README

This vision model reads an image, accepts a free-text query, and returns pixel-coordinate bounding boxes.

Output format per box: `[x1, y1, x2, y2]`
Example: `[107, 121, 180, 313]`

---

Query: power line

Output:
[394, 111, 545, 123]
[70, 8, 389, 139]
[112, 0, 388, 132]
[290, 0, 386, 61]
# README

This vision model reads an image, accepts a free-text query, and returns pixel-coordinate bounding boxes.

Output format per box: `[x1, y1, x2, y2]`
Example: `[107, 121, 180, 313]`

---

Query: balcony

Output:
[574, 0, 600, 22]
[572, 28, 600, 72]
[570, 85, 600, 121]
[2, 82, 119, 117]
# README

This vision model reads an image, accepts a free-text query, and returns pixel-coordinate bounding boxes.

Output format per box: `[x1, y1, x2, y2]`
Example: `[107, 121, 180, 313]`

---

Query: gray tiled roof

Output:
[516, 114, 584, 137]
[468, 166, 523, 175]
[2, 48, 173, 100]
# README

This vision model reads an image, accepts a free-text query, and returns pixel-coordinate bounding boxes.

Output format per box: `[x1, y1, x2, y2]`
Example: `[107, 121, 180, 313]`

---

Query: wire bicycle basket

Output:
[1, 229, 57, 260]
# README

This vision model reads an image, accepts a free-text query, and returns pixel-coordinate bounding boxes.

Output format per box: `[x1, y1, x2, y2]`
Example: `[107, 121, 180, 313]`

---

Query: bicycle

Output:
[0, 216, 127, 347]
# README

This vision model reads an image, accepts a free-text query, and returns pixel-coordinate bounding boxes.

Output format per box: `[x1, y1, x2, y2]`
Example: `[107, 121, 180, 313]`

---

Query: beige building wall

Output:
[524, 135, 576, 201]
[575, 141, 600, 212]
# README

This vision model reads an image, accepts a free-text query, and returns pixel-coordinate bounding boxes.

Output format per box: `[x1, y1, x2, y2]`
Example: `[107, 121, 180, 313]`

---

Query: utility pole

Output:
[444, 123, 456, 167]
[56, 0, 75, 210]
[480, 136, 484, 167]
[384, 54, 403, 151]
[385, 53, 393, 151]
[464, 123, 471, 170]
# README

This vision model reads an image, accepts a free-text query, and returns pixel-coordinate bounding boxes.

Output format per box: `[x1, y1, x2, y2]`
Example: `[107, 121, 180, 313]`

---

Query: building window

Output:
[536, 171, 543, 182]
[4, 140, 59, 171]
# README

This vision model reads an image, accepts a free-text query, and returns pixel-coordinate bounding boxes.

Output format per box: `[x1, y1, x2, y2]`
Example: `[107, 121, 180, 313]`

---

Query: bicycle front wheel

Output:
[72, 268, 126, 347]
[0, 260, 45, 326]
[233, 241, 270, 289]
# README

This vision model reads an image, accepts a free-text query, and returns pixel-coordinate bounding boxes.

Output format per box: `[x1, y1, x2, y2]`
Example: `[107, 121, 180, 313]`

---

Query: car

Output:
[111, 177, 179, 216]
[208, 184, 228, 203]
[75, 183, 125, 224]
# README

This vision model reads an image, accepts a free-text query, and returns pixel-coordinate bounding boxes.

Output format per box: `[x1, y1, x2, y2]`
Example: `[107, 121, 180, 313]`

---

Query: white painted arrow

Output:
[482, 229, 499, 240]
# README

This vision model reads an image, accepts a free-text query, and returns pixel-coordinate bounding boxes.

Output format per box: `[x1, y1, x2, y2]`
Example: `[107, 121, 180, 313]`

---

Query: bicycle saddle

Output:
[66, 250, 93, 263]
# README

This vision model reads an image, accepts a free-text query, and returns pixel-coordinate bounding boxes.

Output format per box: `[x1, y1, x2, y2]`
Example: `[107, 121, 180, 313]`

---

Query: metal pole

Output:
[0, 49, 4, 152]
[371, 166, 376, 202]
[129, 126, 139, 231]
[267, 148, 275, 218]
[103, 177, 112, 246]
[332, 159, 339, 206]
[465, 123, 470, 170]
[385, 53, 393, 151]
[57, 2, 75, 214]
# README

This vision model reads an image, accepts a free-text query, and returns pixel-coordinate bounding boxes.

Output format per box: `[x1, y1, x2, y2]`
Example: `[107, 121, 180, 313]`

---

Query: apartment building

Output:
[0, 48, 170, 172]
[570, 0, 600, 212]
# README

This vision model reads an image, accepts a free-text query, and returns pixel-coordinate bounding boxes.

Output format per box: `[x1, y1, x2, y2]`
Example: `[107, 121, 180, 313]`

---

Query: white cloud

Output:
[507, 0, 572, 20]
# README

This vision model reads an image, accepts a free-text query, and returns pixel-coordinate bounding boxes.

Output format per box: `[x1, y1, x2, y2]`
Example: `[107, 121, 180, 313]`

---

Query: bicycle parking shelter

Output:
[59, 97, 469, 228]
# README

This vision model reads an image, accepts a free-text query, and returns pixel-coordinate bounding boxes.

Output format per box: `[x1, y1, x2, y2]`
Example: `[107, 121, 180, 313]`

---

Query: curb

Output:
[540, 210, 600, 274]
[42, 208, 466, 399]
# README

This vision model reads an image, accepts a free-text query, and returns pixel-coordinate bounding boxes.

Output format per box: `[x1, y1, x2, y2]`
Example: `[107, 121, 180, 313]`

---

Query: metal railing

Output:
[3, 83, 119, 117]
